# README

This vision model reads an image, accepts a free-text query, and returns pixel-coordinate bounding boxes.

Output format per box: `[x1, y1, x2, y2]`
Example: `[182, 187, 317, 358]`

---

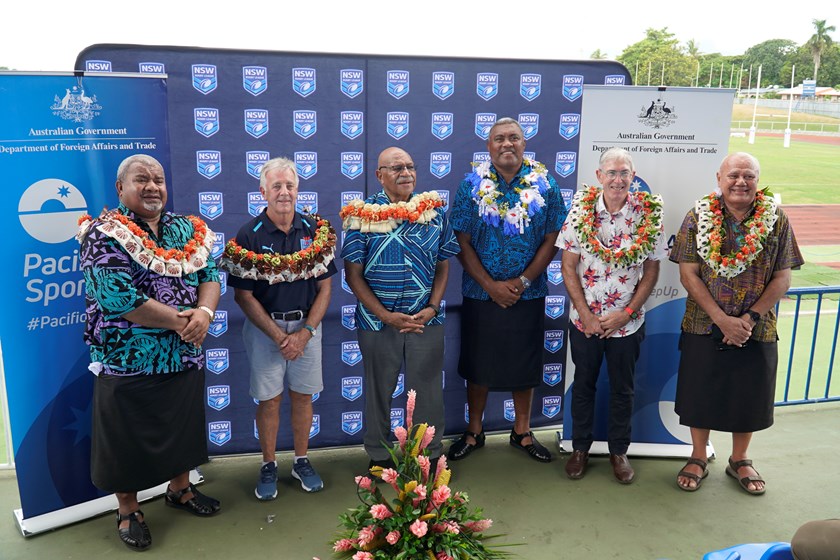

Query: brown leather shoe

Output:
[610, 454, 635, 484]
[565, 450, 589, 479]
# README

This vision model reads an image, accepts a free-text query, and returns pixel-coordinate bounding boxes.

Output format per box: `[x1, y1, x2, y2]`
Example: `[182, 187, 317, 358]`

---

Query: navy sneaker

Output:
[291, 458, 324, 493]
[255, 461, 278, 501]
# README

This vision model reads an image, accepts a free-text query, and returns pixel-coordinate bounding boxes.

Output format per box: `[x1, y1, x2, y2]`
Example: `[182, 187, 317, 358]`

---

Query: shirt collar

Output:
[596, 192, 630, 217]
[258, 209, 304, 233]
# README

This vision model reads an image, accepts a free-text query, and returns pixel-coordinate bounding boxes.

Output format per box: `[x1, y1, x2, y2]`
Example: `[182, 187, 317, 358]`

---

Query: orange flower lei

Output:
[695, 188, 777, 278]
[340, 191, 445, 233]
[569, 185, 664, 268]
[76, 209, 213, 277]
[220, 215, 337, 284]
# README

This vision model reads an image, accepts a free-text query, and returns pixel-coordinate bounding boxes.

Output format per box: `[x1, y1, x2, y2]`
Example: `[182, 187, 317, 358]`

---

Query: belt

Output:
[270, 310, 308, 321]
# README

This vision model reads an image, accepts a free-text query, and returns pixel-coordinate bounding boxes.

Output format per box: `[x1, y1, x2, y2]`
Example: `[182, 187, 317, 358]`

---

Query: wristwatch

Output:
[746, 309, 761, 323]
[624, 307, 639, 320]
[519, 275, 532, 290]
[303, 324, 317, 337]
[425, 303, 440, 317]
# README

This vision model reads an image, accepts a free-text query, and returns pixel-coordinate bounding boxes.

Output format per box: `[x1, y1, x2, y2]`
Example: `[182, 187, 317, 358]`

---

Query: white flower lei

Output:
[469, 158, 550, 236]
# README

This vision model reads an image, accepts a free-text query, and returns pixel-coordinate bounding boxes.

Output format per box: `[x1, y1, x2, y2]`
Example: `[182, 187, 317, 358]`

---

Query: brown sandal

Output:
[676, 458, 709, 492]
[725, 457, 766, 495]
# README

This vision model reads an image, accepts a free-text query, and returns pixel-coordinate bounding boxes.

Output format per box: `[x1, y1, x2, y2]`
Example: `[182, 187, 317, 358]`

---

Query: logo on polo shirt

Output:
[192, 64, 217, 95]
[342, 376, 363, 401]
[293, 110, 317, 139]
[542, 396, 562, 418]
[208, 421, 231, 446]
[342, 411, 363, 436]
[545, 296, 566, 319]
[342, 341, 362, 366]
[196, 150, 221, 179]
[390, 408, 404, 431]
[544, 330, 564, 353]
[432, 71, 454, 100]
[476, 72, 498, 100]
[392, 373, 404, 398]
[206, 348, 229, 374]
[503, 399, 515, 422]
[207, 385, 230, 411]
[340, 68, 364, 98]
[520, 73, 541, 101]
[245, 109, 269, 139]
[243, 65, 267, 96]
[341, 305, 356, 330]
[199, 192, 223, 220]
[563, 74, 583, 102]
[208, 309, 227, 337]
[559, 114, 581, 140]
[194, 108, 219, 137]
[387, 70, 410, 99]
[547, 261, 564, 285]
[293, 67, 316, 97]
[556, 152, 576, 178]
[543, 363, 563, 387]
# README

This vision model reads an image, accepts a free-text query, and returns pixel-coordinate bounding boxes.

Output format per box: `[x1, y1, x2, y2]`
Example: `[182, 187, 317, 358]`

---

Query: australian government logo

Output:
[51, 86, 101, 122]
[639, 98, 677, 129]
[432, 71, 454, 100]
[340, 69, 364, 98]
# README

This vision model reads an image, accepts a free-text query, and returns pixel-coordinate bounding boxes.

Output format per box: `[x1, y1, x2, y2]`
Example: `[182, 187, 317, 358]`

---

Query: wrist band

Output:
[198, 305, 216, 320]
[624, 307, 639, 320]
[425, 303, 440, 317]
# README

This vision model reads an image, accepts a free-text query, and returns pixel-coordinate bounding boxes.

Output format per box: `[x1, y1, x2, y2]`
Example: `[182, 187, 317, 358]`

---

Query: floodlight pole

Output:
[695, 60, 700, 87]
[784, 65, 795, 148]
[749, 65, 762, 144]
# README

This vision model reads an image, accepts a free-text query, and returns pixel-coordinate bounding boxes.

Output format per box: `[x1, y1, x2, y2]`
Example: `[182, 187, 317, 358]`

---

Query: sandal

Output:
[509, 430, 552, 463]
[117, 509, 151, 551]
[447, 430, 485, 461]
[726, 457, 766, 495]
[165, 484, 221, 516]
[676, 458, 709, 492]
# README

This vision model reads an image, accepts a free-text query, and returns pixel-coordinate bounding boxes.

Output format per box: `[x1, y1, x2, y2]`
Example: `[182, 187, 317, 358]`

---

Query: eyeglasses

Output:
[378, 164, 416, 174]
[601, 170, 632, 179]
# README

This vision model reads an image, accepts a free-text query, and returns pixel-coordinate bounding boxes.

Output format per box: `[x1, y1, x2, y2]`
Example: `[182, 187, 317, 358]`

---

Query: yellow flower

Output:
[410, 424, 427, 457]
[435, 469, 451, 488]
[399, 480, 418, 501]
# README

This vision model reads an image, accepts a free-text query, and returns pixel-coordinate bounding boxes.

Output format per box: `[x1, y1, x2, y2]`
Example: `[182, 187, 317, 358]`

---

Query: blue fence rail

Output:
[776, 286, 840, 406]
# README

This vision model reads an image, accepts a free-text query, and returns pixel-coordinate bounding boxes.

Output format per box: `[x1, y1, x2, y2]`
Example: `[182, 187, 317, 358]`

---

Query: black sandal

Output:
[165, 485, 221, 516]
[509, 430, 552, 463]
[117, 509, 151, 551]
[447, 430, 485, 461]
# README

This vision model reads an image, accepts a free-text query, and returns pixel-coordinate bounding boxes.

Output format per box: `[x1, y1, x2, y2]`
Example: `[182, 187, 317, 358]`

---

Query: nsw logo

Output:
[206, 348, 229, 375]
[545, 295, 566, 319]
[341, 376, 363, 401]
[503, 399, 515, 422]
[544, 330, 564, 353]
[309, 414, 320, 439]
[293, 67, 316, 97]
[436, 190, 449, 207]
[208, 421, 231, 447]
[561, 189, 574, 209]
[563, 74, 583, 102]
[244, 109, 269, 139]
[555, 152, 576, 178]
[547, 260, 564, 285]
[476, 72, 498, 100]
[390, 408, 404, 432]
[473, 152, 490, 165]
[341, 411, 363, 436]
[520, 73, 541, 101]
[138, 62, 165, 74]
[342, 341, 362, 366]
[430, 152, 451, 179]
[212, 232, 225, 259]
[248, 192, 267, 217]
[199, 192, 223, 220]
[542, 396, 562, 419]
[340, 68, 364, 98]
[474, 113, 496, 140]
[296, 191, 318, 215]
[246, 151, 270, 180]
[192, 64, 217, 95]
[219, 271, 227, 296]
[194, 108, 219, 137]
[519, 113, 539, 140]
[295, 152, 318, 180]
[341, 305, 357, 330]
[543, 363, 563, 387]
[559, 113, 581, 140]
[243, 65, 267, 96]
[85, 60, 111, 72]
[605, 74, 626, 85]
[387, 70, 410, 99]
[341, 152, 364, 180]
[208, 309, 228, 337]
[196, 150, 222, 179]
[341, 191, 363, 207]
[207, 385, 230, 411]
[341, 111, 364, 140]
[341, 269, 352, 294]
[293, 110, 317, 139]
[387, 112, 409, 140]
[392, 373, 405, 398]
[432, 71, 454, 100]
[431, 112, 453, 140]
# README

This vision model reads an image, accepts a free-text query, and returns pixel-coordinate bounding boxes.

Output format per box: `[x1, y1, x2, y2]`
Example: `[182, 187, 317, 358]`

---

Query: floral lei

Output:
[695, 188, 778, 278]
[77, 209, 213, 277]
[220, 215, 336, 284]
[569, 185, 664, 268]
[466, 157, 551, 236]
[340, 191, 445, 233]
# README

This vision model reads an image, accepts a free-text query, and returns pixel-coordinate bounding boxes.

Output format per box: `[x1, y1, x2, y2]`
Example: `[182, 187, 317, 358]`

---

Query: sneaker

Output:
[255, 461, 278, 501]
[291, 458, 324, 493]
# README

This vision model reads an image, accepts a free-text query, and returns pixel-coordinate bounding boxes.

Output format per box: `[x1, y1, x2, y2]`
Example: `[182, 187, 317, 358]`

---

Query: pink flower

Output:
[436, 552, 455, 560]
[357, 526, 376, 546]
[380, 468, 399, 485]
[406, 389, 417, 427]
[435, 455, 448, 478]
[443, 520, 460, 534]
[412, 484, 427, 507]
[409, 519, 428, 538]
[417, 455, 431, 481]
[463, 519, 493, 533]
[354, 475, 373, 491]
[369, 504, 392, 520]
[420, 425, 435, 451]
[333, 538, 355, 552]
[352, 552, 374, 560]
[431, 485, 451, 507]
[394, 426, 408, 450]
[385, 530, 401, 545]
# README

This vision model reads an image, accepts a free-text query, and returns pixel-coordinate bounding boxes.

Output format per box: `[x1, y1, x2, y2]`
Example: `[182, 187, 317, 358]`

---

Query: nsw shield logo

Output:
[503, 399, 515, 422]
[342, 341, 362, 366]
[474, 113, 496, 140]
[605, 74, 626, 85]
[341, 152, 364, 180]
[208, 421, 231, 447]
[563, 74, 583, 102]
[196, 150, 221, 179]
[342, 411, 363, 436]
[295, 152, 318, 180]
[309, 414, 320, 438]
[192, 64, 217, 95]
[341, 111, 364, 139]
[211, 232, 225, 260]
[342, 376, 363, 401]
[296, 191, 318, 215]
[555, 151, 576, 178]
[206, 348, 229, 375]
[476, 72, 498, 100]
[543, 363, 563, 387]
[340, 68, 364, 98]
[547, 260, 564, 285]
[387, 112, 409, 140]
[429, 152, 451, 179]
[542, 396, 562, 419]
[387, 70, 410, 99]
[392, 373, 405, 398]
[431, 112, 453, 140]
[244, 109, 269, 139]
[248, 192, 267, 217]
[199, 192, 223, 220]
[518, 113, 539, 140]
[246, 151, 269, 180]
[207, 385, 230, 411]
[292, 67, 316, 97]
[559, 113, 580, 140]
[341, 305, 357, 330]
[520, 73, 541, 101]
[544, 330, 564, 353]
[293, 110, 317, 139]
[243, 65, 267, 96]
[390, 408, 404, 432]
[194, 108, 219, 137]
[545, 295, 566, 319]
[432, 71, 454, 100]
[208, 309, 227, 338]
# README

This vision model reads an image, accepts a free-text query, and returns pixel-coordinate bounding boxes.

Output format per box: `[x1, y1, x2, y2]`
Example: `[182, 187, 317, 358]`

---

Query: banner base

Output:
[556, 432, 716, 459]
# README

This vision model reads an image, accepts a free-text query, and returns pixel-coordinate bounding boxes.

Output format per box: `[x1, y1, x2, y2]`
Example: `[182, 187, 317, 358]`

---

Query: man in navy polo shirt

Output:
[223, 157, 337, 500]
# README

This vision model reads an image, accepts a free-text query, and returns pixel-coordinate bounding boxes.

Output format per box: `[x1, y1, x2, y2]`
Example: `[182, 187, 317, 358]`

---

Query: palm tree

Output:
[806, 19, 836, 84]
[685, 39, 702, 59]
[590, 49, 608, 60]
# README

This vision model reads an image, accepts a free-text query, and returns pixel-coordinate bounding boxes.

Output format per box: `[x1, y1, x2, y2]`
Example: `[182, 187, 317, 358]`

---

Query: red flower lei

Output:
[340, 191, 445, 232]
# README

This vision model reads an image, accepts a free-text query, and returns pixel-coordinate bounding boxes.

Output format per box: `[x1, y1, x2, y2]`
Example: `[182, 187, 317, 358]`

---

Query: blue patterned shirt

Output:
[80, 204, 220, 376]
[340, 190, 460, 331]
[450, 162, 567, 300]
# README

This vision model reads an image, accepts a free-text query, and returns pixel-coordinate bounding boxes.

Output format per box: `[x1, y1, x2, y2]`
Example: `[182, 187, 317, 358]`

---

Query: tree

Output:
[783, 42, 840, 90]
[618, 28, 695, 86]
[806, 19, 836, 84]
[590, 49, 608, 60]
[743, 39, 798, 86]
[685, 39, 701, 59]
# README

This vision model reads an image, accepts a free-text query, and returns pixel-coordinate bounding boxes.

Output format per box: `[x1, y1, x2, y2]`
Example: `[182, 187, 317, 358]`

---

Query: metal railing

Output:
[731, 120, 840, 134]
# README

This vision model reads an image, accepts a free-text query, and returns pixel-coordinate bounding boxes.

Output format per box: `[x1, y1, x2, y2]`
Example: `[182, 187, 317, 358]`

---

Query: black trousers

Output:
[568, 325, 644, 455]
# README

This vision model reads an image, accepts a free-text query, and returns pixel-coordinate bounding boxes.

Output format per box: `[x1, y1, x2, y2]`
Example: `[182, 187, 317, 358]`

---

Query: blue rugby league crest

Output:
[342, 376, 363, 401]
[293, 67, 316, 97]
[309, 414, 320, 439]
[341, 111, 364, 140]
[246, 151, 269, 180]
[519, 113, 539, 140]
[199, 191, 223, 220]
[341, 152, 364, 180]
[207, 385, 230, 411]
[341, 305, 357, 330]
[547, 260, 564, 285]
[431, 112, 453, 140]
[243, 65, 267, 96]
[545, 295, 566, 319]
[208, 309, 228, 337]
[192, 64, 217, 95]
[138, 62, 165, 74]
[244, 109, 269, 139]
[430, 152, 452, 179]
[605, 74, 626, 85]
[341, 191, 363, 207]
[342, 341, 362, 366]
[544, 329, 564, 353]
[211, 232, 225, 259]
[387, 70, 410, 99]
[196, 150, 222, 179]
[560, 189, 574, 209]
[474, 113, 496, 140]
[520, 73, 541, 101]
[542, 396, 562, 419]
[194, 108, 219, 137]
[205, 348, 229, 375]
[293, 110, 317, 139]
[342, 411, 363, 436]
[392, 373, 405, 397]
[503, 399, 515, 422]
[563, 74, 583, 102]
[559, 113, 581, 140]
[387, 112, 409, 140]
[248, 192, 267, 217]
[208, 421, 231, 447]
[85, 60, 112, 72]
[390, 408, 404, 432]
[340, 68, 364, 98]
[555, 151, 576, 178]
[476, 72, 498, 100]
[296, 191, 318, 215]
[543, 363, 563, 387]
[432, 71, 454, 100]
[295, 151, 318, 180]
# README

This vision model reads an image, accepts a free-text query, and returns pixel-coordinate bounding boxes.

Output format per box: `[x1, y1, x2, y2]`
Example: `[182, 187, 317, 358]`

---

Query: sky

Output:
[1, 1, 831, 72]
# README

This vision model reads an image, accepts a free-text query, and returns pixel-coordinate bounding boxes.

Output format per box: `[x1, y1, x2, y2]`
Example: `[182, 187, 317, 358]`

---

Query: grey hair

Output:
[116, 154, 163, 182]
[259, 157, 299, 188]
[489, 117, 524, 137]
[599, 147, 635, 172]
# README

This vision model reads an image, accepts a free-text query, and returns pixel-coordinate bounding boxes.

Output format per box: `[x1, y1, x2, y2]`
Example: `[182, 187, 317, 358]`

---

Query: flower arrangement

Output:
[568, 184, 664, 268]
[331, 390, 512, 560]
[695, 188, 778, 278]
[465, 158, 550, 236]
[340, 192, 445, 233]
